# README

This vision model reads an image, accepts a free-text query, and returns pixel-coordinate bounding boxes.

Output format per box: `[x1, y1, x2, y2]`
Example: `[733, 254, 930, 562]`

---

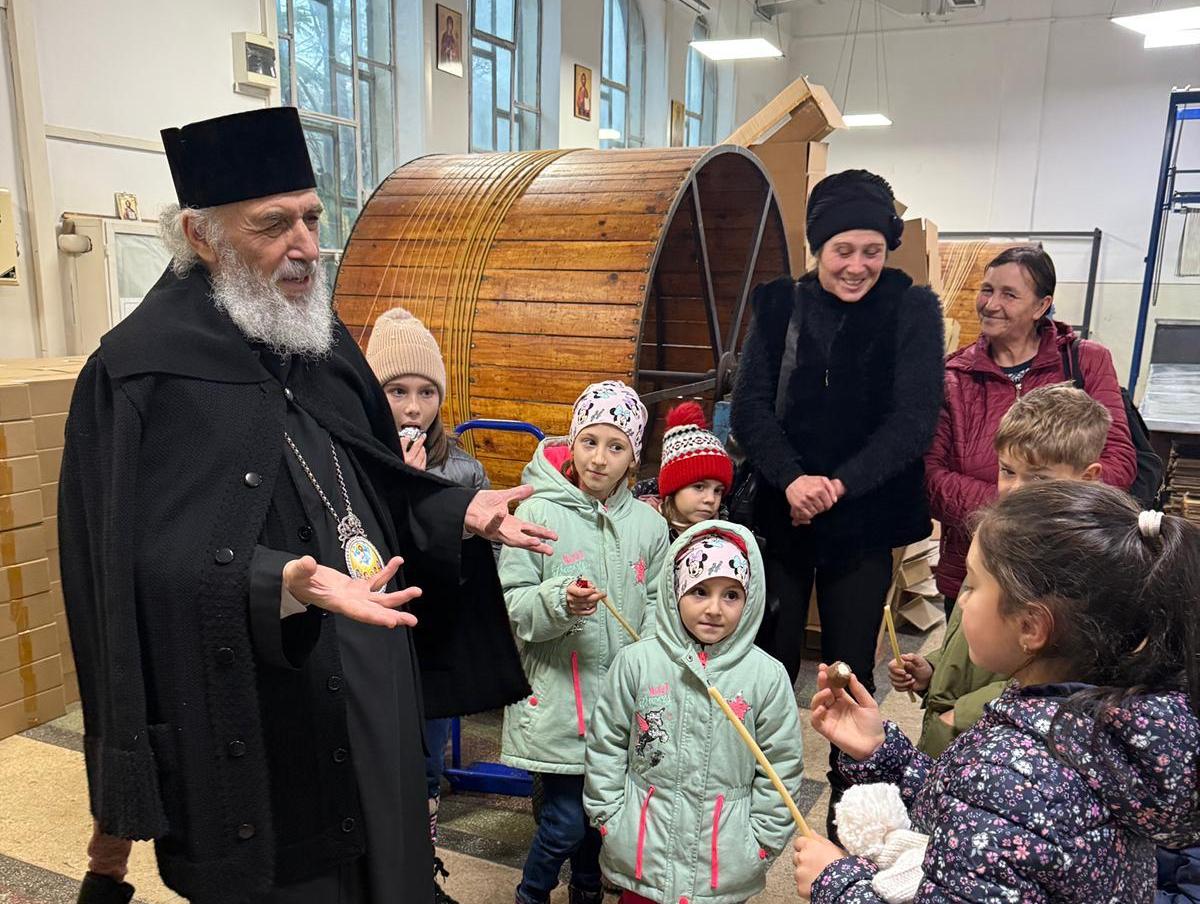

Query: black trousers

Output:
[756, 543, 894, 838]
[247, 858, 368, 904]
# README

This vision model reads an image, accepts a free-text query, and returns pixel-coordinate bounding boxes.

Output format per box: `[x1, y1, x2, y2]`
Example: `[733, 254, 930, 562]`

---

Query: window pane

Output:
[336, 68, 354, 118]
[497, 115, 512, 152]
[359, 63, 394, 192]
[685, 47, 702, 113]
[334, 0, 352, 68]
[277, 0, 289, 33]
[321, 254, 340, 292]
[495, 43, 512, 114]
[494, 0, 515, 42]
[516, 0, 539, 109]
[471, 38, 496, 151]
[516, 107, 539, 150]
[358, 0, 392, 64]
[280, 36, 293, 105]
[610, 0, 626, 85]
[294, 0, 333, 114]
[611, 86, 627, 147]
[475, 0, 495, 35]
[303, 120, 340, 246]
[627, 5, 645, 143]
[599, 84, 612, 131]
[685, 115, 700, 147]
[338, 123, 357, 204]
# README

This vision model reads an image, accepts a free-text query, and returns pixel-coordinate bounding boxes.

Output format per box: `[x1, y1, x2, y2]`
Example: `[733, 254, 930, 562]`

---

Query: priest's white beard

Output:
[210, 241, 335, 358]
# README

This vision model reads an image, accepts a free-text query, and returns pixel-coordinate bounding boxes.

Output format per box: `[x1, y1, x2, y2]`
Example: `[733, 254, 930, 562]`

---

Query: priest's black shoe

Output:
[432, 855, 460, 904]
[77, 872, 134, 904]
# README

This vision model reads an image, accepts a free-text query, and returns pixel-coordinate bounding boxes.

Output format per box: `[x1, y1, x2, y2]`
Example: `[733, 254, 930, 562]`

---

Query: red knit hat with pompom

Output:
[657, 402, 733, 497]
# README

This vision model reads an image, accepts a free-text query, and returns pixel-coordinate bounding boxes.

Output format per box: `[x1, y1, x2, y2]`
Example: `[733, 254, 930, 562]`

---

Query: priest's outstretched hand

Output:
[465, 485, 557, 555]
[283, 555, 421, 628]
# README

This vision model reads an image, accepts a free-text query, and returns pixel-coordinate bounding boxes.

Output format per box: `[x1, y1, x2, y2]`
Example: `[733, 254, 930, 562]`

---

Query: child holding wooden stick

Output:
[500, 380, 670, 904]
[585, 521, 805, 904]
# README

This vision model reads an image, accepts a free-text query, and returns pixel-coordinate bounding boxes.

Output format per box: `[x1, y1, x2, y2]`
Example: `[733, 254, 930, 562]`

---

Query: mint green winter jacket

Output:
[499, 437, 670, 775]
[583, 521, 805, 904]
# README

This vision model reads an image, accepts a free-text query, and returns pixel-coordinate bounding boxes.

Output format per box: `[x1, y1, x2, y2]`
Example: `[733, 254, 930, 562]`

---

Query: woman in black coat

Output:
[730, 169, 944, 835]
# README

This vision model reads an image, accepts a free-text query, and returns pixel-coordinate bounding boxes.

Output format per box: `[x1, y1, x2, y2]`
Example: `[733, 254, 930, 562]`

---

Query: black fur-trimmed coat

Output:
[731, 268, 945, 562]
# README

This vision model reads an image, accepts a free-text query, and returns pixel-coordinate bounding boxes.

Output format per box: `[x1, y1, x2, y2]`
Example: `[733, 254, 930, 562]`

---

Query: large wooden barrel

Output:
[335, 146, 788, 487]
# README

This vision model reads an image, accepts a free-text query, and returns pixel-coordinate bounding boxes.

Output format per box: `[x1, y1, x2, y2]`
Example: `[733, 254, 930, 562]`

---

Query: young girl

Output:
[500, 380, 671, 904]
[795, 481, 1200, 903]
[647, 401, 734, 540]
[365, 307, 530, 904]
[585, 521, 805, 904]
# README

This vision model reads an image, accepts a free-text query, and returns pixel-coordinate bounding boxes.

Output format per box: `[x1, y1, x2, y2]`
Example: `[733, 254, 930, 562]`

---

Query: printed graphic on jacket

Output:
[634, 683, 673, 766]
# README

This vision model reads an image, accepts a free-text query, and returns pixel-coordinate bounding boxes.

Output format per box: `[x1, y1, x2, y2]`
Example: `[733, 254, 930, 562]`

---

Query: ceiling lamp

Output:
[690, 37, 783, 60]
[1113, 6, 1200, 48]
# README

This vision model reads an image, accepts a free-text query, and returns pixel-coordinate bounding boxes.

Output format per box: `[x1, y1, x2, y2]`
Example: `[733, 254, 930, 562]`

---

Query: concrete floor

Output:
[0, 620, 942, 904]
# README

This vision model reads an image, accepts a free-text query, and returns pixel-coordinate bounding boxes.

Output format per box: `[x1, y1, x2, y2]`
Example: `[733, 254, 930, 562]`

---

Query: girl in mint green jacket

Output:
[584, 522, 805, 904]
[501, 381, 670, 904]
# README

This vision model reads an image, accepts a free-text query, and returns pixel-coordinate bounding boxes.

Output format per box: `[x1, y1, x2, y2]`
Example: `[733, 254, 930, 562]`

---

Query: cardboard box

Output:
[32, 413, 67, 451]
[0, 383, 31, 422]
[0, 420, 36, 459]
[0, 622, 60, 671]
[44, 514, 58, 551]
[0, 653, 63, 707]
[0, 683, 66, 740]
[0, 559, 50, 604]
[889, 218, 944, 297]
[749, 141, 829, 276]
[726, 76, 844, 145]
[0, 455, 42, 495]
[47, 554, 60, 585]
[0, 592, 55, 639]
[0, 524, 47, 567]
[37, 447, 63, 484]
[41, 482, 57, 517]
[0, 489, 43, 531]
[49, 580, 63, 614]
[17, 373, 78, 417]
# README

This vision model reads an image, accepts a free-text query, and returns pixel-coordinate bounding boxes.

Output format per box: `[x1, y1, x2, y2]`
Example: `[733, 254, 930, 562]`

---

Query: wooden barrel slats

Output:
[336, 145, 789, 485]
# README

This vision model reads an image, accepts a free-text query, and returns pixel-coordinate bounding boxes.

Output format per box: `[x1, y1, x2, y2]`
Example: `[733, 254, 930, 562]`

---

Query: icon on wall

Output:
[669, 100, 686, 147]
[114, 192, 140, 221]
[574, 64, 593, 121]
[436, 5, 464, 78]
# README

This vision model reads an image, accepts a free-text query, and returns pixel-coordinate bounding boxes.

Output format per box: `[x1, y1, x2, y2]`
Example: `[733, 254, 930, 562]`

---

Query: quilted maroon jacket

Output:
[925, 320, 1136, 598]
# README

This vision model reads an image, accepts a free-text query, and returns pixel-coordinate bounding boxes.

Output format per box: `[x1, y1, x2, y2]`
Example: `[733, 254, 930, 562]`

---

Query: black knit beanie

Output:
[805, 169, 905, 254]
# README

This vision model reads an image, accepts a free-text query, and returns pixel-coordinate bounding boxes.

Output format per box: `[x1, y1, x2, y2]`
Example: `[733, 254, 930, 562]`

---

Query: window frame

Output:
[684, 17, 716, 147]
[470, 0, 543, 153]
[600, 0, 645, 149]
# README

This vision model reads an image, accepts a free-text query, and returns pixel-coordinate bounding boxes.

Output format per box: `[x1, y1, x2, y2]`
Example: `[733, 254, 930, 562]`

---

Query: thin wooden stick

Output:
[883, 605, 917, 703]
[600, 594, 640, 642]
[707, 686, 813, 838]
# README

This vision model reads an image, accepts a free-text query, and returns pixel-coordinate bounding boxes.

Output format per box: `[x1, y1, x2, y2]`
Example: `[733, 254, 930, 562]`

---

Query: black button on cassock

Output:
[214, 548, 235, 565]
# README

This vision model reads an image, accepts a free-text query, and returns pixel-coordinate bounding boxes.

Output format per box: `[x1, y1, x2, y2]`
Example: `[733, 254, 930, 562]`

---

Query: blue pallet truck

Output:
[443, 418, 545, 798]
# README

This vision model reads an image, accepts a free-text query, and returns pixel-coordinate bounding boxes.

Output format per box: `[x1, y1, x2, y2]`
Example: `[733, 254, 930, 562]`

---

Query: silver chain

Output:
[283, 432, 355, 525]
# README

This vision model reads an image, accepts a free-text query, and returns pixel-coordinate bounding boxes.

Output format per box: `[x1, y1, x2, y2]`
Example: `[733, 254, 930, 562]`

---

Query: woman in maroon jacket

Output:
[926, 245, 1136, 612]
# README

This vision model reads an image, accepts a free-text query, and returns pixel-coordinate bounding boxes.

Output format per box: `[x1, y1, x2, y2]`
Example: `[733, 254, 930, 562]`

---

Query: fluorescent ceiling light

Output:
[843, 113, 893, 128]
[1112, 6, 1200, 35]
[690, 38, 783, 61]
[598, 128, 622, 141]
[1142, 29, 1200, 46]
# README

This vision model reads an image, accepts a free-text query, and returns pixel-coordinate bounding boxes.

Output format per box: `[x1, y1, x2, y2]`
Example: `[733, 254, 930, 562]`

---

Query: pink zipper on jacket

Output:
[571, 651, 585, 737]
[635, 785, 656, 879]
[710, 794, 725, 889]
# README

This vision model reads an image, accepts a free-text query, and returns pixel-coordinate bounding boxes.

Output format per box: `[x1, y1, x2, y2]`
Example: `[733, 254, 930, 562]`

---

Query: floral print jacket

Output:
[813, 683, 1200, 904]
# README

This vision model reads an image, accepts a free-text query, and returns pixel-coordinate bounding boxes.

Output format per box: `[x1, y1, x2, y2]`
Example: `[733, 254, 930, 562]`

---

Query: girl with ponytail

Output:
[795, 480, 1200, 902]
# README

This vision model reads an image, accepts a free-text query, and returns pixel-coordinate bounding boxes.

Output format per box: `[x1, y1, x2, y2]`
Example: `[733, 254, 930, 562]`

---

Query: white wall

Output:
[558, 0, 602, 149]
[785, 0, 1200, 387]
[0, 4, 40, 358]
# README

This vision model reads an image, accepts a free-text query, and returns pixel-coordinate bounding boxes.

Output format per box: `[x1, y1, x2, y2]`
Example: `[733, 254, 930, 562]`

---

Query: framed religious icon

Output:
[435, 5, 464, 78]
[574, 64, 593, 121]
[669, 100, 686, 147]
[114, 192, 140, 221]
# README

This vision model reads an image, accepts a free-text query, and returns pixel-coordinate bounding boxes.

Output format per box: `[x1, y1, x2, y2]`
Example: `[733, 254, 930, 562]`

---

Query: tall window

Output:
[600, 0, 645, 149]
[684, 19, 717, 146]
[471, 0, 542, 152]
[277, 0, 396, 261]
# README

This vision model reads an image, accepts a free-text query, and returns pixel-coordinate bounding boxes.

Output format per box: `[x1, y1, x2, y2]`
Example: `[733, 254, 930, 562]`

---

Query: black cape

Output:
[59, 266, 529, 903]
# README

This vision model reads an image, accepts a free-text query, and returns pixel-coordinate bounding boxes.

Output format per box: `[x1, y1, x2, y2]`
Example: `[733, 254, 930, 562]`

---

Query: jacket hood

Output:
[947, 319, 1077, 377]
[654, 520, 765, 673]
[993, 684, 1200, 847]
[521, 436, 636, 518]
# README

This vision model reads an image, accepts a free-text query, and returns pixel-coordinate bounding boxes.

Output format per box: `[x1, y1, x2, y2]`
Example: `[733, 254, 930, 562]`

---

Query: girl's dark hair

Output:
[422, 412, 452, 471]
[985, 244, 1057, 299]
[973, 481, 1200, 746]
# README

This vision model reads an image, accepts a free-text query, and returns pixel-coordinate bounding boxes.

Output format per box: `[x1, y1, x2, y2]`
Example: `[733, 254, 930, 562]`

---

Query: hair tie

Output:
[1138, 509, 1163, 540]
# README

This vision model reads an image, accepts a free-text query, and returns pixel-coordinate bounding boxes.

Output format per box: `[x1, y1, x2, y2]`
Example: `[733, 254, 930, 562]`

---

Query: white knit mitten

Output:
[834, 783, 930, 904]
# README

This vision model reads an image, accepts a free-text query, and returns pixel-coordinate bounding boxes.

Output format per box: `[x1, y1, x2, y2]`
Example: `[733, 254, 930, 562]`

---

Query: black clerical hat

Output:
[161, 107, 317, 209]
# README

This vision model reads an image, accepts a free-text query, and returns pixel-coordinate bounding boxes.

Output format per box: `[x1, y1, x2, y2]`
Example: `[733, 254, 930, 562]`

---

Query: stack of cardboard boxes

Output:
[0, 357, 86, 740]
[726, 76, 842, 277]
[886, 526, 944, 632]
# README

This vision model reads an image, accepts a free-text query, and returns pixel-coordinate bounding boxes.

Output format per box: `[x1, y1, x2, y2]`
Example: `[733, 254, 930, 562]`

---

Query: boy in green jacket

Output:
[584, 522, 804, 904]
[892, 383, 1111, 756]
